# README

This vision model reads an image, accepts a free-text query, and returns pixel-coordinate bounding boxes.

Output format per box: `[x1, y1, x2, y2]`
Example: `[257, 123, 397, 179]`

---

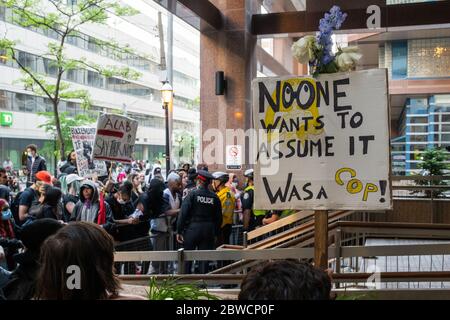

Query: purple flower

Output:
[313, 5, 347, 71]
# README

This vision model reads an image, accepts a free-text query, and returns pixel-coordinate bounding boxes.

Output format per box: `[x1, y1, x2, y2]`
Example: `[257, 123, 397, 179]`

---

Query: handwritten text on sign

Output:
[71, 127, 107, 178]
[93, 113, 138, 163]
[252, 69, 392, 210]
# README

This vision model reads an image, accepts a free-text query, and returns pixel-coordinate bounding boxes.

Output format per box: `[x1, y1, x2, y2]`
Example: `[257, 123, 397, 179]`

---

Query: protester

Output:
[127, 173, 143, 204]
[3, 159, 13, 173]
[238, 260, 332, 300]
[2, 218, 62, 300]
[70, 180, 115, 235]
[25, 144, 47, 187]
[106, 181, 139, 242]
[0, 199, 22, 271]
[29, 185, 63, 221]
[59, 150, 77, 175]
[34, 222, 145, 300]
[150, 172, 181, 274]
[18, 171, 52, 223]
[60, 174, 84, 222]
[0, 168, 10, 202]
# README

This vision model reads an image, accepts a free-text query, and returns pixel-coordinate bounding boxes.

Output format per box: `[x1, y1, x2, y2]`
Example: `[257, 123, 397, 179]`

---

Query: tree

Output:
[0, 0, 142, 159]
[416, 147, 449, 197]
[38, 111, 96, 161]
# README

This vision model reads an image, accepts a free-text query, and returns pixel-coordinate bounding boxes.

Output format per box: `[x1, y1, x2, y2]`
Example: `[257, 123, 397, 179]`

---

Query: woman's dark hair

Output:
[238, 260, 331, 300]
[43, 187, 62, 208]
[35, 222, 121, 300]
[66, 150, 76, 162]
[146, 178, 165, 217]
[119, 181, 133, 198]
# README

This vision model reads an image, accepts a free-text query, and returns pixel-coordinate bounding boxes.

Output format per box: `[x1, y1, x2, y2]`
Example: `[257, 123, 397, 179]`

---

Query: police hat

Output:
[197, 169, 214, 182]
[244, 169, 254, 178]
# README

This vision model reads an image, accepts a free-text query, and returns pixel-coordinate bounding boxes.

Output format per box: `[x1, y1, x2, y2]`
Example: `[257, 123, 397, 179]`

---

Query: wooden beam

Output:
[251, 1, 450, 35]
[314, 210, 328, 270]
[177, 0, 223, 30]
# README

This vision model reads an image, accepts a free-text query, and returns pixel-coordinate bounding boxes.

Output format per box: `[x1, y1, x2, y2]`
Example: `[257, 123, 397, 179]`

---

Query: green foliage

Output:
[416, 148, 449, 197]
[147, 277, 219, 300]
[0, 0, 142, 158]
[418, 148, 449, 175]
[38, 111, 96, 159]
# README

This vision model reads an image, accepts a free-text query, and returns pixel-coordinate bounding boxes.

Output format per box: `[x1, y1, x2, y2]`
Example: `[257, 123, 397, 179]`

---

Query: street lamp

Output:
[161, 81, 173, 178]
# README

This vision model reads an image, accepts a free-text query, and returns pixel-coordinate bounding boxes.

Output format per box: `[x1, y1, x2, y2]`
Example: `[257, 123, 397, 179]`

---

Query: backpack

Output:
[10, 191, 23, 226]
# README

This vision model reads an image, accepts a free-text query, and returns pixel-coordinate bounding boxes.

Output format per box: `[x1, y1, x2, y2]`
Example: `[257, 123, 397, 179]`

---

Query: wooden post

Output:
[314, 210, 328, 270]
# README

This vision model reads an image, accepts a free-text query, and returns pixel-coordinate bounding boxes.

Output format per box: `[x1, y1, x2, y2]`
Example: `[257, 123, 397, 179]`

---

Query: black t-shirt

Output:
[241, 188, 254, 211]
[19, 187, 38, 208]
[62, 194, 79, 222]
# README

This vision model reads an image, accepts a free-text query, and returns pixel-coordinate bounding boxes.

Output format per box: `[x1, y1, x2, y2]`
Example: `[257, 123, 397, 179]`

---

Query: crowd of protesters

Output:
[0, 144, 321, 300]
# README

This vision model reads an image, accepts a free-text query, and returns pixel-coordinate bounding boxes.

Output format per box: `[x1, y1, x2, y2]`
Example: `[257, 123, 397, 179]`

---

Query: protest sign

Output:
[71, 127, 107, 178]
[93, 113, 138, 163]
[252, 69, 392, 210]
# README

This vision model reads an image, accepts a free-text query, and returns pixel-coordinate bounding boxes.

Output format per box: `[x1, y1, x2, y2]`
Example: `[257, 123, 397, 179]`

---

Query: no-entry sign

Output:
[226, 145, 242, 170]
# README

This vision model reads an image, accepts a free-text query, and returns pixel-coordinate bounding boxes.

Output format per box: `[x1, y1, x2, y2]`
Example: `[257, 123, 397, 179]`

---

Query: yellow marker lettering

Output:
[347, 178, 363, 194]
[335, 168, 356, 186]
[363, 183, 379, 201]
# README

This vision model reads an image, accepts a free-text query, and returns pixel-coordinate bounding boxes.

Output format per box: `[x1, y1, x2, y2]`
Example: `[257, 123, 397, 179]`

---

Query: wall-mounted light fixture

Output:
[215, 71, 227, 96]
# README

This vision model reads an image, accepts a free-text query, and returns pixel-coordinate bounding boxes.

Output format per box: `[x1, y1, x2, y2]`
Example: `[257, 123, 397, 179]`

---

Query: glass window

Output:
[408, 125, 428, 133]
[409, 135, 428, 142]
[409, 116, 428, 124]
[87, 70, 104, 88]
[0, 90, 11, 110]
[442, 114, 450, 122]
[442, 124, 450, 132]
[43, 58, 58, 76]
[392, 41, 408, 79]
[18, 51, 35, 70]
[14, 93, 35, 112]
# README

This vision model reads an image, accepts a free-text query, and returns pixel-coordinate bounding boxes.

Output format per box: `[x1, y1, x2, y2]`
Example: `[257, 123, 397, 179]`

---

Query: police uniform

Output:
[176, 170, 222, 274]
[241, 185, 266, 231]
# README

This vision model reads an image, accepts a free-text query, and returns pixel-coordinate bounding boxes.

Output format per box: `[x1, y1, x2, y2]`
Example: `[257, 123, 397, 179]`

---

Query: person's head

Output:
[20, 218, 63, 255]
[0, 167, 7, 185]
[36, 171, 53, 186]
[127, 173, 140, 189]
[42, 186, 62, 208]
[26, 144, 38, 157]
[67, 150, 76, 164]
[117, 181, 133, 204]
[0, 198, 12, 221]
[65, 174, 83, 195]
[182, 163, 190, 172]
[196, 170, 213, 188]
[167, 172, 181, 193]
[179, 170, 188, 188]
[79, 180, 98, 203]
[244, 169, 254, 186]
[238, 260, 331, 300]
[38, 183, 52, 203]
[212, 172, 229, 192]
[35, 222, 121, 300]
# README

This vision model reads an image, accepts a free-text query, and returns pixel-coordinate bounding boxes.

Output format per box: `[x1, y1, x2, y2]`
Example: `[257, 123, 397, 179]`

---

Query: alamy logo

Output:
[66, 265, 81, 290]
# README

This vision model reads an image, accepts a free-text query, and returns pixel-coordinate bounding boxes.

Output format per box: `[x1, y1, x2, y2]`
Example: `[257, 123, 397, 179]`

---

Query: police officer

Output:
[241, 169, 266, 232]
[176, 170, 222, 274]
[211, 171, 235, 248]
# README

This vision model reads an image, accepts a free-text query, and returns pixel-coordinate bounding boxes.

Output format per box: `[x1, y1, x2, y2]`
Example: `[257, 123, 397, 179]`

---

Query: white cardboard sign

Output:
[252, 69, 392, 210]
[71, 127, 108, 178]
[93, 113, 138, 163]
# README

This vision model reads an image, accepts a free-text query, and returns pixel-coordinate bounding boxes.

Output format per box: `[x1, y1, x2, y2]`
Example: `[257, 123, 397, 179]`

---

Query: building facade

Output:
[0, 0, 200, 173]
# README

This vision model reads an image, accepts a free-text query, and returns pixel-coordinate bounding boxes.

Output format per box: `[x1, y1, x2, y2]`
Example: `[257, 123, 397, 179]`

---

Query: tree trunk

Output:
[53, 100, 65, 160]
